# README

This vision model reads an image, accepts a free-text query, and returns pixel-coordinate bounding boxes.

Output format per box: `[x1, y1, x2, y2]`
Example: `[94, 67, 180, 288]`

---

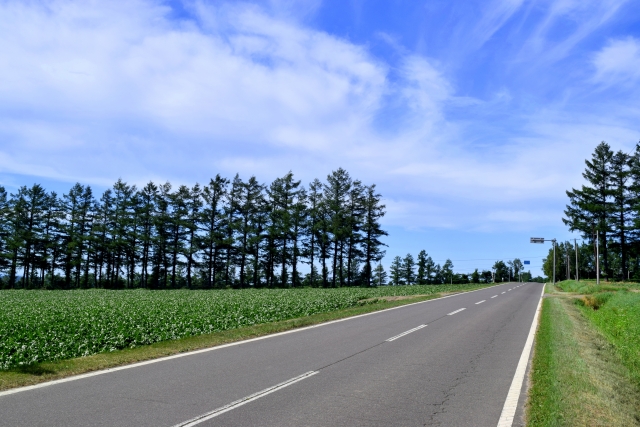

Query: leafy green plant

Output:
[0, 284, 481, 370]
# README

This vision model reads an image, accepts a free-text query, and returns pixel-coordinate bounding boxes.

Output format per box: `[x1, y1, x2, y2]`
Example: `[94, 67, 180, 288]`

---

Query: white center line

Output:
[475, 300, 486, 305]
[447, 308, 466, 315]
[491, 295, 498, 298]
[386, 324, 427, 342]
[172, 371, 318, 427]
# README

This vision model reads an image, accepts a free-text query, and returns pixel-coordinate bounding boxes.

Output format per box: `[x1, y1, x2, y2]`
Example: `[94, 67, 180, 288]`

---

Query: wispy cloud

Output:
[471, 0, 525, 47]
[592, 37, 640, 86]
[518, 0, 629, 65]
[0, 0, 638, 238]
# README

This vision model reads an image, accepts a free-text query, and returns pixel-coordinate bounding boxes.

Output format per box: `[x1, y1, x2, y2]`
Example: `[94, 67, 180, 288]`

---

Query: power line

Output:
[429, 256, 546, 262]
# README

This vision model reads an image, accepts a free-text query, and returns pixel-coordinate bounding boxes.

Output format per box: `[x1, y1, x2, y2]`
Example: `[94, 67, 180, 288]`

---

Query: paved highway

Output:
[0, 282, 543, 427]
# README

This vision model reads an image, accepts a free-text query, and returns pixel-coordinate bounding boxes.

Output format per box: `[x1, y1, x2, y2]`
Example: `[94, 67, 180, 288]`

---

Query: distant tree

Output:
[471, 268, 480, 283]
[200, 175, 229, 288]
[16, 184, 49, 288]
[290, 187, 307, 288]
[372, 262, 387, 286]
[236, 176, 264, 288]
[481, 270, 492, 283]
[304, 179, 323, 287]
[360, 185, 387, 287]
[0, 186, 10, 281]
[183, 184, 202, 289]
[441, 259, 453, 284]
[509, 258, 524, 280]
[389, 256, 402, 286]
[493, 260, 508, 282]
[268, 171, 303, 287]
[416, 250, 428, 285]
[402, 253, 415, 285]
[323, 168, 352, 287]
[138, 182, 158, 288]
[608, 150, 632, 279]
[433, 263, 442, 284]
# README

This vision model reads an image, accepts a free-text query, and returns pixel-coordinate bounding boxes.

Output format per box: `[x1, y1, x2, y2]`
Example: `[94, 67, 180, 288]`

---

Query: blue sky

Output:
[1, 0, 640, 277]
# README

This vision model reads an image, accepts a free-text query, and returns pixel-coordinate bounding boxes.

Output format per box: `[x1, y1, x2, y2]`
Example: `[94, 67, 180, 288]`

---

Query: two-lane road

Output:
[0, 282, 544, 427]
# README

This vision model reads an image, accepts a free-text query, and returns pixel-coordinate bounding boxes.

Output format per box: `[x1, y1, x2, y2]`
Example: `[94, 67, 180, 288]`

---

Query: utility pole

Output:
[553, 239, 556, 286]
[596, 231, 600, 285]
[574, 238, 579, 281]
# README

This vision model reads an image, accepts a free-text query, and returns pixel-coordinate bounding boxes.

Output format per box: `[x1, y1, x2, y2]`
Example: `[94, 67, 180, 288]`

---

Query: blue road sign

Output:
[524, 260, 530, 265]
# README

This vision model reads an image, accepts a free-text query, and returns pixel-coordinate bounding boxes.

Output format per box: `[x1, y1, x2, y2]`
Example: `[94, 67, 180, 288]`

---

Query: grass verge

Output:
[0, 287, 491, 391]
[556, 279, 640, 294]
[527, 291, 640, 426]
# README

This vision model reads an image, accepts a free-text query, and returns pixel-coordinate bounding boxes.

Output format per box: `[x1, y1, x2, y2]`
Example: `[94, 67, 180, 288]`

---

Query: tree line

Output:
[563, 141, 640, 281]
[371, 252, 535, 286]
[0, 168, 388, 289]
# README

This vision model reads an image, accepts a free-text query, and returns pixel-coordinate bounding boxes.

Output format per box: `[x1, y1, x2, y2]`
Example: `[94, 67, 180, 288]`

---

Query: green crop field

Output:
[0, 284, 483, 370]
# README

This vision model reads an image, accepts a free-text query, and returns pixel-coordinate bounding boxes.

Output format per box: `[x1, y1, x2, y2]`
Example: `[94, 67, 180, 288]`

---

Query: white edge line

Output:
[385, 324, 427, 342]
[447, 308, 466, 315]
[172, 371, 318, 427]
[0, 282, 509, 397]
[496, 283, 546, 427]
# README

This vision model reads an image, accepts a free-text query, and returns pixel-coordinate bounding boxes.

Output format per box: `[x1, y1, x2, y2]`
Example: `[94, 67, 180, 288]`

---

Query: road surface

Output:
[0, 282, 543, 427]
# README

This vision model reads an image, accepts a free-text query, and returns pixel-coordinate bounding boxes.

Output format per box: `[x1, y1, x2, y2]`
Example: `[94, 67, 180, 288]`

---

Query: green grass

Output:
[0, 283, 489, 371]
[527, 280, 640, 425]
[527, 297, 640, 426]
[556, 279, 640, 294]
[527, 298, 566, 426]
[578, 291, 640, 389]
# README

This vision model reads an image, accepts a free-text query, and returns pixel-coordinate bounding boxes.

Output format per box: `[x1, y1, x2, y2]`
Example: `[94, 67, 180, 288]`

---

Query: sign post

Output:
[530, 237, 557, 285]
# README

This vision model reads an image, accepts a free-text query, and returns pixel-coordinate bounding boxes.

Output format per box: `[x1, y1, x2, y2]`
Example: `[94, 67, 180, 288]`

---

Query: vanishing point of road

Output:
[0, 282, 544, 427]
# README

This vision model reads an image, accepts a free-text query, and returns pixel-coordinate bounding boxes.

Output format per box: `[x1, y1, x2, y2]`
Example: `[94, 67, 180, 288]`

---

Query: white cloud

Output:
[592, 37, 640, 85]
[0, 0, 637, 236]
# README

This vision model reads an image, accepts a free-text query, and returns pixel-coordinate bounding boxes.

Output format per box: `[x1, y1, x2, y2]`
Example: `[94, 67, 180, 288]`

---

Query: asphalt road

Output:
[0, 282, 543, 427]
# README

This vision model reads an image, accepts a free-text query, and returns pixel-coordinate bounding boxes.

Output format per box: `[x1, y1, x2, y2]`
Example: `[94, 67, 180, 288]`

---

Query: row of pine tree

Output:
[0, 168, 389, 289]
[563, 141, 640, 281]
[373, 253, 534, 286]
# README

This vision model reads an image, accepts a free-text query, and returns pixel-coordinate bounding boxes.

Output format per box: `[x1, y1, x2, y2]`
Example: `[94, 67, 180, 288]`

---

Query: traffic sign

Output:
[530, 237, 545, 243]
[524, 260, 530, 265]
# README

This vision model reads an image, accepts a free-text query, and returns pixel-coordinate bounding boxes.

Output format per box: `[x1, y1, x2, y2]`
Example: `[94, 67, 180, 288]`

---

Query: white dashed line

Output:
[502, 292, 506, 294]
[173, 371, 318, 427]
[475, 300, 486, 305]
[386, 324, 427, 342]
[447, 308, 466, 315]
[491, 295, 498, 298]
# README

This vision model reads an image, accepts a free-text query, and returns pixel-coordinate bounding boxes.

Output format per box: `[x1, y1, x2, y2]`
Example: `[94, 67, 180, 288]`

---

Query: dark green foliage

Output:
[471, 269, 480, 283]
[0, 170, 387, 289]
[402, 253, 415, 285]
[562, 141, 640, 281]
[389, 256, 402, 286]
[492, 260, 508, 282]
